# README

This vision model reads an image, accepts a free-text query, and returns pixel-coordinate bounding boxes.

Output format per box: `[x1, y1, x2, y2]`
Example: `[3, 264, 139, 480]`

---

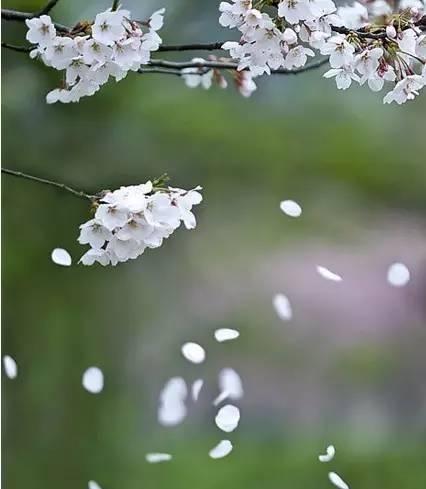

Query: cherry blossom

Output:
[219, 0, 426, 104]
[27, 7, 165, 103]
[78, 181, 202, 266]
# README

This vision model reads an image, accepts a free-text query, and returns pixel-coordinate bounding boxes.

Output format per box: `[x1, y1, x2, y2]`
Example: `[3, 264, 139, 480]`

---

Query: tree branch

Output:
[1, 42, 32, 53]
[147, 58, 329, 75]
[1, 8, 69, 32]
[36, 0, 61, 16]
[2, 168, 96, 201]
[158, 42, 224, 52]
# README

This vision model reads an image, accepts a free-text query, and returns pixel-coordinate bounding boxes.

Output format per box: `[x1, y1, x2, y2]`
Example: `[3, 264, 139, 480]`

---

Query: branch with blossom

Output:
[2, 0, 424, 103]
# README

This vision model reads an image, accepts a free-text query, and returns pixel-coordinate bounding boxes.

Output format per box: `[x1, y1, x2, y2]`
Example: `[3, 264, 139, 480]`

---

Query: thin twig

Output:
[139, 67, 182, 76]
[1, 42, 32, 53]
[2, 168, 96, 201]
[158, 42, 224, 52]
[1, 8, 69, 32]
[36, 0, 61, 16]
[111, 0, 120, 11]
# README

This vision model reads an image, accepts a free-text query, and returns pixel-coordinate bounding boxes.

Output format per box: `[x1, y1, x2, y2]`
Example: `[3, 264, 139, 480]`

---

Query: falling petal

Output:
[328, 472, 350, 489]
[209, 440, 233, 459]
[191, 379, 204, 402]
[158, 377, 188, 426]
[387, 262, 410, 287]
[181, 342, 206, 364]
[316, 266, 342, 282]
[88, 482, 102, 489]
[213, 390, 230, 406]
[280, 200, 302, 217]
[214, 328, 240, 342]
[273, 294, 293, 321]
[82, 367, 104, 394]
[146, 453, 172, 463]
[218, 368, 243, 400]
[3, 355, 18, 379]
[215, 404, 240, 432]
[319, 445, 335, 462]
[51, 248, 72, 266]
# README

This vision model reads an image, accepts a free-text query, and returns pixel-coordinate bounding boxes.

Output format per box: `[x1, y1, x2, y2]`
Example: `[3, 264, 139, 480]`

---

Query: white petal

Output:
[273, 294, 293, 321]
[191, 379, 204, 401]
[213, 390, 230, 406]
[209, 440, 233, 459]
[387, 262, 410, 287]
[215, 404, 240, 432]
[158, 377, 188, 426]
[328, 472, 350, 489]
[318, 444, 335, 462]
[51, 248, 72, 266]
[145, 453, 172, 463]
[316, 266, 342, 282]
[218, 368, 243, 400]
[82, 367, 104, 393]
[3, 355, 18, 379]
[181, 342, 206, 364]
[214, 328, 240, 342]
[280, 200, 302, 217]
[88, 481, 102, 489]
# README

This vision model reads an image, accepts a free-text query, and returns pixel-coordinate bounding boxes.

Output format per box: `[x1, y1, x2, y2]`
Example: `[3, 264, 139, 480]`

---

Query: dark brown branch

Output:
[1, 42, 32, 53]
[2, 168, 96, 201]
[1, 8, 69, 32]
[158, 42, 224, 52]
[36, 0, 61, 16]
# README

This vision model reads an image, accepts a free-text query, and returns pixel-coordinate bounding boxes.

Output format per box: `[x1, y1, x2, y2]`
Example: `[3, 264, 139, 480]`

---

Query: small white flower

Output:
[25, 15, 56, 47]
[321, 35, 355, 69]
[92, 10, 127, 46]
[383, 75, 424, 104]
[95, 204, 129, 231]
[324, 66, 360, 90]
[45, 36, 77, 69]
[278, 0, 310, 24]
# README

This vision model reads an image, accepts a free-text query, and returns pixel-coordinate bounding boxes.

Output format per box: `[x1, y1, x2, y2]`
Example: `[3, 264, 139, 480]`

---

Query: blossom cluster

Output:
[181, 57, 257, 97]
[26, 7, 165, 103]
[78, 181, 202, 266]
[219, 0, 426, 104]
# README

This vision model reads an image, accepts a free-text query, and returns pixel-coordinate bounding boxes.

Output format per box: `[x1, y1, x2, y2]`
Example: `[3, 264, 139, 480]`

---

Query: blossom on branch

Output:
[78, 181, 202, 266]
[219, 0, 426, 104]
[26, 6, 165, 103]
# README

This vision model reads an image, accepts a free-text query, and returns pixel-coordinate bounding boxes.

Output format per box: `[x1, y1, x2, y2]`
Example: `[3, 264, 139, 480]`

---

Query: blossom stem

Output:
[111, 0, 120, 11]
[1, 168, 96, 201]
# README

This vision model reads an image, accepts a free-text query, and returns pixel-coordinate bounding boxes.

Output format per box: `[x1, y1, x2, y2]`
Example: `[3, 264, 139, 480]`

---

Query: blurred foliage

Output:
[2, 0, 426, 488]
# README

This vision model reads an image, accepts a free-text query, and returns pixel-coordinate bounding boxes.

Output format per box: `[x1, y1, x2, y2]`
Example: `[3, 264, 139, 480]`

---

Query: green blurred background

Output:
[2, 0, 426, 488]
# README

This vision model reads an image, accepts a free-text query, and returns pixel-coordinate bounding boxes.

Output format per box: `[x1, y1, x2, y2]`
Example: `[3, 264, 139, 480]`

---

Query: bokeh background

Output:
[2, 0, 426, 488]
